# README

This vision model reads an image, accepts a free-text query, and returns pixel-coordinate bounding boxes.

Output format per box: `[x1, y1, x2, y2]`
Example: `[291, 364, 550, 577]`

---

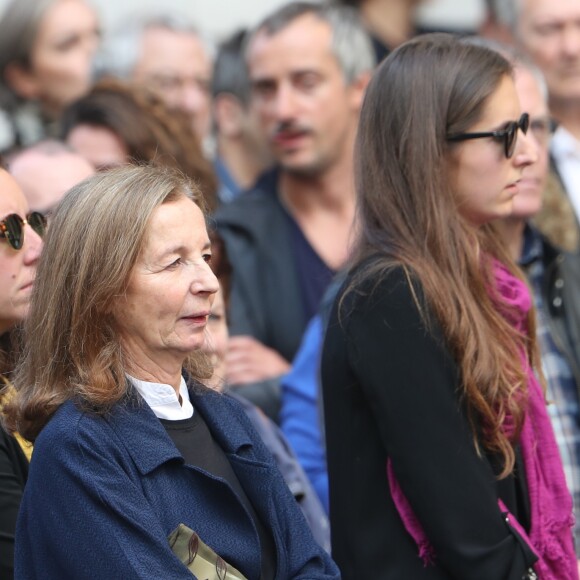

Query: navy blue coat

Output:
[15, 383, 339, 579]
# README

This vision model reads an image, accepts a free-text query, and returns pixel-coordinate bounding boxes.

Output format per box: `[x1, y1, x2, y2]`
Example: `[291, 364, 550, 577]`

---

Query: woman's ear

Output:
[348, 70, 372, 112]
[4, 62, 41, 100]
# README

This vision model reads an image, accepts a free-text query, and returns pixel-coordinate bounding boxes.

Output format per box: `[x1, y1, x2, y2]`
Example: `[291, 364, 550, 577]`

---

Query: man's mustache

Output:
[271, 121, 312, 139]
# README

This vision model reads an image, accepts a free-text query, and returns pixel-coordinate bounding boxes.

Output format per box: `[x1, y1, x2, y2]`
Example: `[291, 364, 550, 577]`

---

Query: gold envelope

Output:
[168, 523, 249, 580]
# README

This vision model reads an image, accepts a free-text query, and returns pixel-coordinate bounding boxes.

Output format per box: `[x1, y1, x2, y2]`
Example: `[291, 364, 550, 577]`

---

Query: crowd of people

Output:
[1, 0, 580, 578]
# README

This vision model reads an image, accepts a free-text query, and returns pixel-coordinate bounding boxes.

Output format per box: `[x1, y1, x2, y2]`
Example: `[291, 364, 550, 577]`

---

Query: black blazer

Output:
[0, 425, 28, 580]
[215, 170, 306, 364]
[321, 265, 537, 579]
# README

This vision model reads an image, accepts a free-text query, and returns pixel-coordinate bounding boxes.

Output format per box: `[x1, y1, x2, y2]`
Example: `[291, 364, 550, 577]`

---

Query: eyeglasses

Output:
[447, 113, 530, 159]
[0, 212, 46, 250]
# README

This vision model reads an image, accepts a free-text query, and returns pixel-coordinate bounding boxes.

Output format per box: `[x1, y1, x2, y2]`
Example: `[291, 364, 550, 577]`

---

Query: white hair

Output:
[96, 13, 213, 81]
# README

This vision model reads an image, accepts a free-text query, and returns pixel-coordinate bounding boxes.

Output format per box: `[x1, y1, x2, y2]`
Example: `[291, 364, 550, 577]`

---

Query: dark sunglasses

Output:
[0, 212, 46, 250]
[447, 112, 530, 159]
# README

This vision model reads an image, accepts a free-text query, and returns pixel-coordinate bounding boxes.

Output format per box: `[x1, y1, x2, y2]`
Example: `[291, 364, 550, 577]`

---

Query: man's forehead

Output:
[250, 15, 332, 55]
[248, 16, 335, 73]
[515, 69, 548, 115]
[138, 26, 209, 65]
[520, 0, 580, 22]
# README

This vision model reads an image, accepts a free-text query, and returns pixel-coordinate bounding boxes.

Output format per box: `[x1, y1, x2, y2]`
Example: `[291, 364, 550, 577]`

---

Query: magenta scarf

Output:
[387, 260, 577, 579]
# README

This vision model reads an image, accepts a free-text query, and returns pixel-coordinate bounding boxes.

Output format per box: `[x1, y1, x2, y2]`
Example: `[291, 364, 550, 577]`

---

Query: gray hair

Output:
[97, 13, 212, 81]
[0, 0, 58, 109]
[484, 0, 521, 31]
[249, 2, 375, 85]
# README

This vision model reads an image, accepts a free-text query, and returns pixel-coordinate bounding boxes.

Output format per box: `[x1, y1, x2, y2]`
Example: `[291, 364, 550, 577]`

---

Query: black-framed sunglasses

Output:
[447, 112, 530, 159]
[0, 212, 46, 250]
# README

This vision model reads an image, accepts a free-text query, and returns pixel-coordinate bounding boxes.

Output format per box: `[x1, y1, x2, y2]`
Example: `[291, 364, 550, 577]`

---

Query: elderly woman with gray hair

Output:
[4, 165, 338, 580]
[0, 0, 100, 152]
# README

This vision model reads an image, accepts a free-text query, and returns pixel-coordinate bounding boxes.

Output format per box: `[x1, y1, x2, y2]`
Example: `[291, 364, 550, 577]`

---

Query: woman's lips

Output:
[180, 312, 209, 325]
[505, 180, 521, 195]
[19, 280, 34, 292]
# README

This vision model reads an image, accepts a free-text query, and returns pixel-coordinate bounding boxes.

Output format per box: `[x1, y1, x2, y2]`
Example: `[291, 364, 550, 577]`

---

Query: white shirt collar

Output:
[127, 374, 194, 420]
[549, 124, 580, 223]
[551, 125, 580, 159]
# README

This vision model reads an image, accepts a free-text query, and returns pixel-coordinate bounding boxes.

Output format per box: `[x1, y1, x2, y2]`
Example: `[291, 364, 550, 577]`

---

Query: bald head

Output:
[9, 143, 95, 215]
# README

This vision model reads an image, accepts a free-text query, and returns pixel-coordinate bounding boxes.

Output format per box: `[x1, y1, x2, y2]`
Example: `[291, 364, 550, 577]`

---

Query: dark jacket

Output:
[214, 171, 306, 363]
[214, 171, 309, 421]
[321, 265, 538, 579]
[15, 381, 339, 579]
[229, 391, 330, 553]
[536, 234, 580, 385]
[0, 425, 28, 580]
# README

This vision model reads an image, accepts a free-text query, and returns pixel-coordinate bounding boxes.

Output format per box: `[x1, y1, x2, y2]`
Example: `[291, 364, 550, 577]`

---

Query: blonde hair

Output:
[533, 171, 580, 252]
[4, 164, 211, 441]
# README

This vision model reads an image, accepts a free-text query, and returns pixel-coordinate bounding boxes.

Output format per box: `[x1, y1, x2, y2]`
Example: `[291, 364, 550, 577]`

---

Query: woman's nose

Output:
[513, 126, 539, 169]
[191, 261, 219, 295]
[23, 223, 43, 265]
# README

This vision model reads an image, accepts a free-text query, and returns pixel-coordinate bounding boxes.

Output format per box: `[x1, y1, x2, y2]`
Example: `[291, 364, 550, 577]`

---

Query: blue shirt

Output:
[214, 156, 243, 204]
[281, 315, 330, 512]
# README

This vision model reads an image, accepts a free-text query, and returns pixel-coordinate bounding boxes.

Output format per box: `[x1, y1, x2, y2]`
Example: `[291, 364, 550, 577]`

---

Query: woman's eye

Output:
[166, 258, 182, 269]
[203, 254, 212, 264]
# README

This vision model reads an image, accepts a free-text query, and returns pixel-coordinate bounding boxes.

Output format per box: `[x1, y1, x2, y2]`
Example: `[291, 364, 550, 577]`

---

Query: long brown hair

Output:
[347, 33, 539, 477]
[4, 165, 212, 441]
[60, 78, 218, 212]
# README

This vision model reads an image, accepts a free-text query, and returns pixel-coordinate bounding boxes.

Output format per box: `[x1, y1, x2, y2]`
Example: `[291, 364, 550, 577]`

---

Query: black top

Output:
[321, 263, 538, 579]
[214, 168, 312, 419]
[283, 210, 336, 323]
[160, 412, 277, 580]
[0, 426, 28, 580]
[488, 447, 531, 532]
[215, 168, 307, 363]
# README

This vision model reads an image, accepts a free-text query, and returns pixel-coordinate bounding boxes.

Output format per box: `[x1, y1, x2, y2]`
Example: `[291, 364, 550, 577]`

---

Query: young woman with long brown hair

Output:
[321, 34, 577, 579]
